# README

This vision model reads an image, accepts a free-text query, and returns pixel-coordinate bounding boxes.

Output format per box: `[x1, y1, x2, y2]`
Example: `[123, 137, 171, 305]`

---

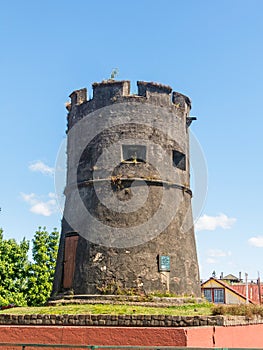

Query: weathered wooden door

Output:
[63, 234, 79, 289]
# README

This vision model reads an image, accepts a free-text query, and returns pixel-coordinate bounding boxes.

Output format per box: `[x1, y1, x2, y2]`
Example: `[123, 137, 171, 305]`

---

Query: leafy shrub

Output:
[212, 304, 263, 317]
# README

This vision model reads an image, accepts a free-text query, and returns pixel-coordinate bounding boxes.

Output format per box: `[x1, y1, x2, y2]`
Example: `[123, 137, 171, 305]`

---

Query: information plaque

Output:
[159, 255, 170, 272]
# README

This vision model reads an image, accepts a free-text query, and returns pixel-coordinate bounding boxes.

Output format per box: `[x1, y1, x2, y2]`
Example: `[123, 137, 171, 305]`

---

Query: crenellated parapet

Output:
[66, 80, 192, 130]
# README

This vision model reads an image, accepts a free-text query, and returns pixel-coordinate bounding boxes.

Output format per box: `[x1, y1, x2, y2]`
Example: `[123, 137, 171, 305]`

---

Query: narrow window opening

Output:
[172, 150, 186, 170]
[122, 144, 146, 163]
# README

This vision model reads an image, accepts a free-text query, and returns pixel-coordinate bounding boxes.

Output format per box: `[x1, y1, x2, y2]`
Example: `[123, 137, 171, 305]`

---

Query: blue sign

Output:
[159, 255, 170, 272]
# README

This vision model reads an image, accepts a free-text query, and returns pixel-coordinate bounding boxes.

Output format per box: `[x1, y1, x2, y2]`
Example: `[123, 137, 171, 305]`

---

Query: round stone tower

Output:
[52, 79, 201, 297]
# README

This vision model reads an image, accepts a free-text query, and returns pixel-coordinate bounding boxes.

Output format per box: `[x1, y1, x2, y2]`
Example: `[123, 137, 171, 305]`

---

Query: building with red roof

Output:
[201, 277, 258, 304]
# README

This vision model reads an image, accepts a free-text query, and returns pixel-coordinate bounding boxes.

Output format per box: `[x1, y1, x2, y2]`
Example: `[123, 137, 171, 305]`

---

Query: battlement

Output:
[92, 80, 130, 100]
[67, 80, 192, 129]
[172, 91, 191, 109]
[137, 81, 172, 96]
[69, 88, 87, 106]
[68, 80, 191, 107]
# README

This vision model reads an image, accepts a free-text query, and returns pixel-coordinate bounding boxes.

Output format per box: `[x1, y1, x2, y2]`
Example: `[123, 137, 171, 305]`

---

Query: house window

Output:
[122, 144, 146, 162]
[214, 288, 225, 303]
[203, 289, 212, 302]
[203, 288, 225, 304]
[172, 150, 186, 170]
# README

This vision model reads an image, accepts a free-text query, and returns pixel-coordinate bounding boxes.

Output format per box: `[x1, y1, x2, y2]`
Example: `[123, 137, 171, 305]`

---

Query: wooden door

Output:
[63, 234, 79, 289]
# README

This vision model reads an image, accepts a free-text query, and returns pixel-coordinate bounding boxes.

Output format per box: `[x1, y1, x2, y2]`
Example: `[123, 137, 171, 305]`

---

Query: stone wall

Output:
[1, 313, 262, 327]
[0, 314, 223, 326]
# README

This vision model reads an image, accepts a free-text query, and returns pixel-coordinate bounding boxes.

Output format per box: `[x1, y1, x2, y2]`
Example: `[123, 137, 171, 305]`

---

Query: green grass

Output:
[0, 302, 212, 316]
[3, 303, 263, 317]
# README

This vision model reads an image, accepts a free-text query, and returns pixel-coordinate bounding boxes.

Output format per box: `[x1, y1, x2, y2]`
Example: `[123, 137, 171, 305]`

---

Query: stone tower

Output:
[52, 79, 201, 297]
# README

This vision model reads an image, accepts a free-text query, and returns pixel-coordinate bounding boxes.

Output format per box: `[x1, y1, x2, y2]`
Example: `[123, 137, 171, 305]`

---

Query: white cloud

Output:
[248, 236, 263, 248]
[21, 192, 58, 216]
[195, 213, 236, 232]
[29, 161, 54, 176]
[207, 249, 232, 257]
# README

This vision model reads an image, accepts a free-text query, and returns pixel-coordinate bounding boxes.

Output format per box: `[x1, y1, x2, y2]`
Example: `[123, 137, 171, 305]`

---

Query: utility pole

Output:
[245, 273, 249, 304]
[258, 272, 261, 305]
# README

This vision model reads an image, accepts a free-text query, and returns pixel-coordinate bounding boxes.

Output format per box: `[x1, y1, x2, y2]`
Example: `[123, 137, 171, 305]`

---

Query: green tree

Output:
[0, 229, 29, 306]
[26, 227, 59, 306]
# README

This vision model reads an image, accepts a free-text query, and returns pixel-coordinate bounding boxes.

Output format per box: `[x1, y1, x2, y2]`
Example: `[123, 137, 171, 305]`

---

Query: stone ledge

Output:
[0, 314, 224, 327]
[1, 314, 263, 327]
[223, 315, 263, 326]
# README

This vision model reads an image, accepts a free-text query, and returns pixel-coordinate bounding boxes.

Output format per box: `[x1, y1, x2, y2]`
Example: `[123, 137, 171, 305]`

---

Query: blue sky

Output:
[0, 0, 263, 280]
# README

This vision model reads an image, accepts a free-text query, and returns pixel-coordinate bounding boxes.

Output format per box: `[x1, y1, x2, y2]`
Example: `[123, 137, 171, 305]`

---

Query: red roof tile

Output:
[231, 284, 263, 304]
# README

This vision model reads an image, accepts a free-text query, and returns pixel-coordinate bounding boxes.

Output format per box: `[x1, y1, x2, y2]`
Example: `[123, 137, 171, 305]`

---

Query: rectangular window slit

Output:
[122, 144, 146, 162]
[173, 150, 186, 170]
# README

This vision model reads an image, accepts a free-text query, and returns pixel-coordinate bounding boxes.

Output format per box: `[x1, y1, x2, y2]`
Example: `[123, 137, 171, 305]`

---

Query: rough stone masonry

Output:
[52, 79, 201, 297]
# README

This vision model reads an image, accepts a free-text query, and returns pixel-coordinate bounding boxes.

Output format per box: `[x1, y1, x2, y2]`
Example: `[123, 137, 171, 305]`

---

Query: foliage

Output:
[110, 68, 118, 80]
[0, 227, 59, 307]
[212, 304, 263, 317]
[0, 229, 29, 306]
[26, 227, 59, 306]
[0, 302, 212, 316]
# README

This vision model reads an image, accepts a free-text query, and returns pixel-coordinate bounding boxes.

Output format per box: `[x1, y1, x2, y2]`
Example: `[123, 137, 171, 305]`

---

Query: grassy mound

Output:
[0, 302, 212, 316]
